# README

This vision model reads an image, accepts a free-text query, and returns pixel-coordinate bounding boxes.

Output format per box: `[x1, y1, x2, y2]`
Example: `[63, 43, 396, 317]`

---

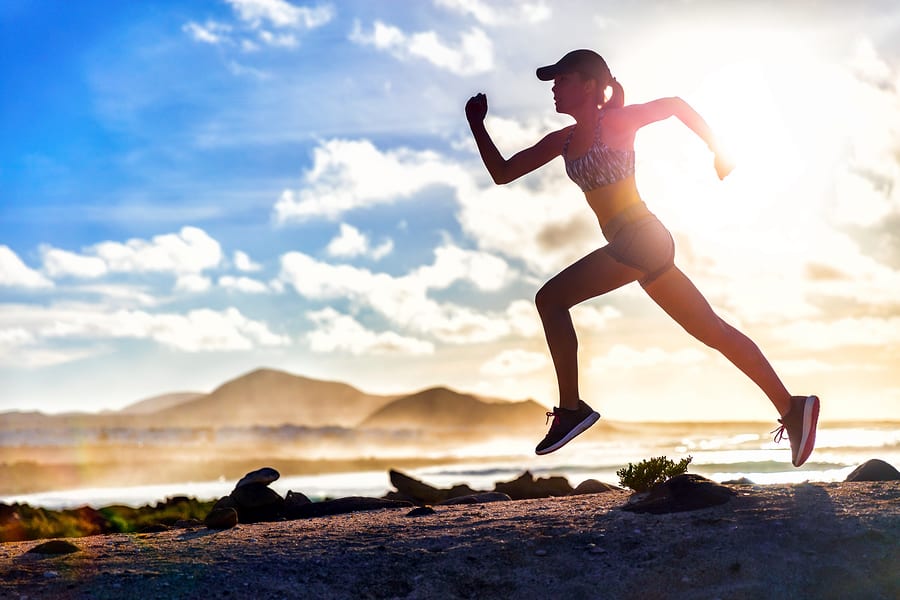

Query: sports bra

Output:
[563, 116, 635, 192]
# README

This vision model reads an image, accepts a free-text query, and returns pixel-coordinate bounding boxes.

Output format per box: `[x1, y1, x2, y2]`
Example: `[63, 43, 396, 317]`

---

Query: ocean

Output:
[3, 420, 898, 510]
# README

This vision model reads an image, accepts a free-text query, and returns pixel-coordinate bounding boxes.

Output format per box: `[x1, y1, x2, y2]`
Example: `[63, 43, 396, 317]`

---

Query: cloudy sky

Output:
[2, 0, 899, 422]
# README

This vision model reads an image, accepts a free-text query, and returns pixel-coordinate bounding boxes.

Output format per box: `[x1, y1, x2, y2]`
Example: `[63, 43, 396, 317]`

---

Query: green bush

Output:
[616, 455, 693, 492]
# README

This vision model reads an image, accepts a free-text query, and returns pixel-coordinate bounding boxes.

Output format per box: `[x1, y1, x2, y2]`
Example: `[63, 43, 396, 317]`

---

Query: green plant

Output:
[616, 455, 693, 492]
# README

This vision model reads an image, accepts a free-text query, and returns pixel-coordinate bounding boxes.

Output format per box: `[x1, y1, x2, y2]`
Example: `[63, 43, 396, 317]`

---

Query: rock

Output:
[438, 492, 512, 505]
[210, 495, 239, 512]
[205, 507, 239, 530]
[622, 474, 737, 514]
[722, 477, 756, 485]
[845, 459, 900, 482]
[292, 497, 413, 519]
[230, 483, 285, 523]
[235, 467, 281, 490]
[138, 524, 170, 534]
[406, 506, 436, 517]
[284, 490, 312, 516]
[493, 471, 574, 500]
[389, 470, 447, 505]
[572, 479, 622, 495]
[27, 540, 79, 555]
[174, 519, 204, 529]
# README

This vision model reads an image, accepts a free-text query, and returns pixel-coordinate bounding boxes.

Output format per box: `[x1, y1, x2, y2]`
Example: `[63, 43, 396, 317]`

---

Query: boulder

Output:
[493, 471, 574, 500]
[235, 467, 280, 489]
[205, 507, 238, 530]
[438, 492, 512, 505]
[845, 459, 900, 482]
[622, 474, 736, 514]
[389, 470, 446, 504]
[292, 497, 413, 519]
[230, 483, 285, 523]
[572, 479, 622, 495]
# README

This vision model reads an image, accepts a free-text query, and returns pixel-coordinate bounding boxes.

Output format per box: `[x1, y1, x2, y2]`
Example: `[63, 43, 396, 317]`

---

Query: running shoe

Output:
[535, 400, 600, 455]
[771, 395, 820, 467]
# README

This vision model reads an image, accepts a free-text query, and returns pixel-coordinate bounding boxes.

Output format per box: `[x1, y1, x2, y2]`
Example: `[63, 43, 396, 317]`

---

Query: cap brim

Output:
[535, 64, 559, 81]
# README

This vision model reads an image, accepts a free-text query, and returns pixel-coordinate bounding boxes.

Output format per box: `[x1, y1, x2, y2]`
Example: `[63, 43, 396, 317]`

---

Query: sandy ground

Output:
[1, 481, 897, 600]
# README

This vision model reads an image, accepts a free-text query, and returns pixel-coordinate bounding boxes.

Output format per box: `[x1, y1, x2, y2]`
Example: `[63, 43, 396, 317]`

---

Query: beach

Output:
[2, 480, 897, 600]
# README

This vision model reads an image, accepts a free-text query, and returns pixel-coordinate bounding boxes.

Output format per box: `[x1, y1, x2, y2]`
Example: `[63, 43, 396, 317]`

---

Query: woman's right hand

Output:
[465, 93, 488, 124]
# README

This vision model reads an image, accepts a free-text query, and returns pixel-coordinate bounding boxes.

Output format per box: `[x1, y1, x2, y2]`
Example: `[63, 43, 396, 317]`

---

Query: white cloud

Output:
[0, 246, 53, 289]
[233, 250, 263, 272]
[773, 316, 900, 350]
[306, 307, 434, 355]
[218, 275, 270, 293]
[279, 243, 517, 344]
[182, 21, 232, 45]
[92, 227, 222, 274]
[434, 0, 551, 26]
[175, 274, 213, 293]
[275, 138, 466, 222]
[185, 1, 333, 52]
[327, 223, 382, 259]
[41, 246, 108, 279]
[480, 348, 548, 376]
[349, 20, 494, 76]
[225, 0, 333, 30]
[0, 303, 289, 359]
[590, 344, 709, 372]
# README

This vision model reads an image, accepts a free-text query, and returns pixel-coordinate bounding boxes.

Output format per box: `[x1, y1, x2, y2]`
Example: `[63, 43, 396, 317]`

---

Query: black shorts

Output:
[601, 206, 675, 287]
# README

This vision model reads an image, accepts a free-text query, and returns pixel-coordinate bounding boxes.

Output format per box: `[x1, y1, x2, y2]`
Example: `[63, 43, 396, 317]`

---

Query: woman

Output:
[466, 49, 819, 467]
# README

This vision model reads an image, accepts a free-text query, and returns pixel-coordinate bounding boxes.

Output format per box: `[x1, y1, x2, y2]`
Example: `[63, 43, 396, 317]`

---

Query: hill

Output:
[117, 392, 205, 415]
[358, 386, 546, 431]
[144, 368, 398, 428]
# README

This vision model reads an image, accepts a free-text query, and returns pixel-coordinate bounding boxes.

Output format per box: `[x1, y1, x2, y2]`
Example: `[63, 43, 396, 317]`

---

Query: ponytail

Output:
[604, 76, 625, 109]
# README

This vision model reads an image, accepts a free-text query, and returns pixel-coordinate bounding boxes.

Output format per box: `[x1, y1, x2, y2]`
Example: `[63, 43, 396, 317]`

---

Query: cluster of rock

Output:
[203, 467, 624, 529]
[203, 458, 900, 529]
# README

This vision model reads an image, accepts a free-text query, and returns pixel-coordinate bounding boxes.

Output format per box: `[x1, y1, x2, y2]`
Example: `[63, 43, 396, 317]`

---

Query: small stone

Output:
[28, 540, 79, 555]
[590, 546, 607, 554]
[406, 506, 437, 517]
[43, 570, 60, 579]
[534, 549, 548, 556]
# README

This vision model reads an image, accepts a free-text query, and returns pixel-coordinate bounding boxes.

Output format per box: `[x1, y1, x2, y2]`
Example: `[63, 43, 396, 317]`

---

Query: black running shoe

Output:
[771, 395, 820, 467]
[535, 400, 600, 455]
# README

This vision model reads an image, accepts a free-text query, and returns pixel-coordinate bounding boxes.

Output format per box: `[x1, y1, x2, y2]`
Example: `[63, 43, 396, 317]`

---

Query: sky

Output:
[1, 0, 899, 422]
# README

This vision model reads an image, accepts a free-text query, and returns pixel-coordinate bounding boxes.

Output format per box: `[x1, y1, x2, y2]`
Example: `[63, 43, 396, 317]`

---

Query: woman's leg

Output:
[535, 247, 642, 410]
[642, 266, 792, 416]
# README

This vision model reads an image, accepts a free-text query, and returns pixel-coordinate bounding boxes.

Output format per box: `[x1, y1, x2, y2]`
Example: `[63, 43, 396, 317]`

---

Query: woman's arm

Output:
[621, 97, 735, 179]
[466, 93, 566, 185]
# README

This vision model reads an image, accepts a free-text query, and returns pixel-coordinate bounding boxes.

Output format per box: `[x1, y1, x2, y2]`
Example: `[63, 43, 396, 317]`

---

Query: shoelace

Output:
[545, 410, 559, 426]
[770, 420, 787, 443]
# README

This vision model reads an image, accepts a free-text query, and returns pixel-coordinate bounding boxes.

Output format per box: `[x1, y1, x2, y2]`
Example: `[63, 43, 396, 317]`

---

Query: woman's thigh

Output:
[537, 247, 643, 310]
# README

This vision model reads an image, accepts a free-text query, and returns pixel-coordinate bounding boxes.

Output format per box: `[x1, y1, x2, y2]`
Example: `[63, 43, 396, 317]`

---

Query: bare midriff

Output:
[583, 174, 649, 229]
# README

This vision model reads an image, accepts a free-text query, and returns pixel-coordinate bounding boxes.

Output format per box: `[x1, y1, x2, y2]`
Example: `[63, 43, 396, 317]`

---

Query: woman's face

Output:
[552, 72, 596, 115]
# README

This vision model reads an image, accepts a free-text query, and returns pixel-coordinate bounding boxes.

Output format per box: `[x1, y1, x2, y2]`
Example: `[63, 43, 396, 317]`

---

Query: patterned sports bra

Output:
[563, 116, 635, 192]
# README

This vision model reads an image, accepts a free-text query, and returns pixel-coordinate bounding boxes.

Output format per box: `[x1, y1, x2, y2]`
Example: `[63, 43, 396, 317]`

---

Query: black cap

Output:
[536, 49, 609, 82]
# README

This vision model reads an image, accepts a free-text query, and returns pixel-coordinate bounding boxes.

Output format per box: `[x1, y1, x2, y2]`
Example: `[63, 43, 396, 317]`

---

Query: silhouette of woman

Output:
[466, 49, 819, 466]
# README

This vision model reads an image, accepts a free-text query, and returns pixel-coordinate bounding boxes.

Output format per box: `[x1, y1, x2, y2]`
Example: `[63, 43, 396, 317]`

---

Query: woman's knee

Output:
[535, 282, 567, 317]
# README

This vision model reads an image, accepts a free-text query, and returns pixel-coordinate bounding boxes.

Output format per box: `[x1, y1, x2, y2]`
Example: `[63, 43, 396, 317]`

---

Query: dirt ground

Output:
[1, 481, 897, 600]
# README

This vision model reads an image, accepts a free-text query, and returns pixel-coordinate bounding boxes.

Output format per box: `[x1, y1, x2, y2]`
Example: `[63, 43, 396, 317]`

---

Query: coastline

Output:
[3, 481, 897, 599]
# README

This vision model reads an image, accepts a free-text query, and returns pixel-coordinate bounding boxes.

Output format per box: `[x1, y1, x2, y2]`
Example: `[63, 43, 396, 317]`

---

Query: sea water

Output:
[3, 421, 897, 510]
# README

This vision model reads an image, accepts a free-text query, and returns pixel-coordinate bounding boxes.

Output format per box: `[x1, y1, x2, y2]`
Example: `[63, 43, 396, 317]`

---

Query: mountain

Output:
[143, 368, 399, 428]
[117, 392, 205, 415]
[358, 386, 546, 431]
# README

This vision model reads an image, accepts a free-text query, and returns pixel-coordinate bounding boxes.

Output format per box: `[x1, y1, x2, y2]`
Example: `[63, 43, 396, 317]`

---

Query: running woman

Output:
[465, 49, 819, 466]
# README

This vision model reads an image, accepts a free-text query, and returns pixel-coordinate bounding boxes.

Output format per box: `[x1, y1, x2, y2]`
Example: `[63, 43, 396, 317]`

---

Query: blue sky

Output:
[2, 0, 900, 421]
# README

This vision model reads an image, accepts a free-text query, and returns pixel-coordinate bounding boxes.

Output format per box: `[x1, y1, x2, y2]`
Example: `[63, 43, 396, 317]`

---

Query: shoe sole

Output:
[794, 395, 820, 467]
[535, 411, 600, 455]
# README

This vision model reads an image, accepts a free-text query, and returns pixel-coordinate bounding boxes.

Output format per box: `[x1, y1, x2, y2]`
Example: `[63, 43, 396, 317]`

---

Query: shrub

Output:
[616, 455, 693, 492]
